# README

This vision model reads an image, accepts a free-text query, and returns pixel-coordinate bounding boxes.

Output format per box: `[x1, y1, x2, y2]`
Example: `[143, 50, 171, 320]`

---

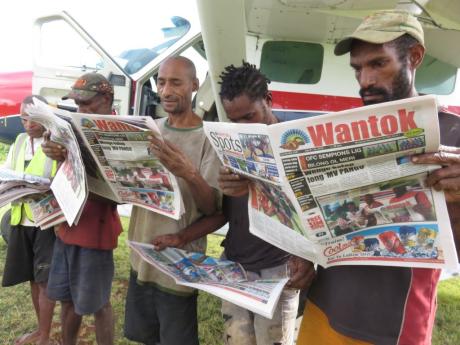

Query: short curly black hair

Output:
[385, 33, 419, 63]
[219, 61, 270, 102]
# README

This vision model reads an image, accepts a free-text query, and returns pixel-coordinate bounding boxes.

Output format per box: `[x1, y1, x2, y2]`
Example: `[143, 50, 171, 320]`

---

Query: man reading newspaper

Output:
[124, 57, 221, 345]
[297, 10, 460, 345]
[212, 62, 315, 345]
[41, 73, 123, 345]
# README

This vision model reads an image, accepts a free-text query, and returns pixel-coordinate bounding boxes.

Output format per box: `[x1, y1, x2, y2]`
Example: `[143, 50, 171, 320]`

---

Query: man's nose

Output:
[160, 82, 173, 97]
[358, 68, 376, 89]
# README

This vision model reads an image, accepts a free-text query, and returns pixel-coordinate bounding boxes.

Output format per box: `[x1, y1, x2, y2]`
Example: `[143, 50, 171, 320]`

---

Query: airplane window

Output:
[260, 41, 323, 84]
[39, 20, 103, 71]
[415, 55, 457, 95]
[120, 16, 191, 74]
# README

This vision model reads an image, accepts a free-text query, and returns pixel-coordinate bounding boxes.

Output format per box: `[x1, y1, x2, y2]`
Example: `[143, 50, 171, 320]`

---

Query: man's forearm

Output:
[181, 213, 227, 244]
[185, 170, 218, 215]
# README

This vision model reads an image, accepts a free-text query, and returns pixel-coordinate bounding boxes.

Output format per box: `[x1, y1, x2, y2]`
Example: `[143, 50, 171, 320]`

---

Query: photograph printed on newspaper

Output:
[204, 95, 459, 270]
[128, 240, 288, 319]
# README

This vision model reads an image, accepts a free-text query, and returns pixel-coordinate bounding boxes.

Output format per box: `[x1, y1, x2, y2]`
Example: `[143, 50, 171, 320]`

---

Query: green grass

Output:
[0, 142, 459, 344]
[1, 229, 459, 344]
[0, 221, 225, 344]
[433, 276, 460, 345]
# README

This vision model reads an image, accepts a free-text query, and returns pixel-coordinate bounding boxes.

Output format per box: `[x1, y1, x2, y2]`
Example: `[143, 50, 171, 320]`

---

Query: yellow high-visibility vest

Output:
[10, 133, 57, 225]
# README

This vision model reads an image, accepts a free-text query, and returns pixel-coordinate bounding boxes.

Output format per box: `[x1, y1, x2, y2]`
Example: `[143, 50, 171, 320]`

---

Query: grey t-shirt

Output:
[129, 117, 221, 295]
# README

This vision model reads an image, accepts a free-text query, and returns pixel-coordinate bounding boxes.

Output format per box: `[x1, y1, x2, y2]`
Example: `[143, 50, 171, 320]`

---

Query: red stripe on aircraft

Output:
[271, 91, 363, 112]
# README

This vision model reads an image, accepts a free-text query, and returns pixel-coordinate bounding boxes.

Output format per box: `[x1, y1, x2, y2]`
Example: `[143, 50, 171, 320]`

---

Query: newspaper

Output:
[0, 168, 51, 207]
[204, 95, 459, 270]
[25, 100, 88, 225]
[69, 113, 183, 219]
[128, 241, 288, 319]
[26, 100, 184, 221]
[29, 193, 66, 229]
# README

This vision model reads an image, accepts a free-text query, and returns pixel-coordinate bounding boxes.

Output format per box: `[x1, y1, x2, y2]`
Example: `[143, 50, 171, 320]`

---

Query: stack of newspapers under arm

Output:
[128, 241, 288, 319]
[0, 168, 66, 229]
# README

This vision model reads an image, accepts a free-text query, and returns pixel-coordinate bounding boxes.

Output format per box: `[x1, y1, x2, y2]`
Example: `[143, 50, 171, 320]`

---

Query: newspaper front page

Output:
[26, 100, 184, 221]
[70, 113, 183, 219]
[128, 241, 288, 319]
[204, 96, 459, 270]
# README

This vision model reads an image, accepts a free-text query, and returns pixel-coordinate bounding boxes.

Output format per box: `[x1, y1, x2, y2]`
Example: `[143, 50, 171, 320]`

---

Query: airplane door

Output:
[32, 12, 131, 114]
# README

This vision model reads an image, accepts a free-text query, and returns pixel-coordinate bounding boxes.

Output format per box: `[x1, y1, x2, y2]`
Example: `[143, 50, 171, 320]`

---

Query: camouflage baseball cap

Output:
[334, 10, 424, 56]
[62, 73, 114, 101]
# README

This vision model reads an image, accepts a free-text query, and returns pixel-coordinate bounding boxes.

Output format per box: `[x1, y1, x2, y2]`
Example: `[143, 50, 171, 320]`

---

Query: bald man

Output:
[124, 57, 221, 345]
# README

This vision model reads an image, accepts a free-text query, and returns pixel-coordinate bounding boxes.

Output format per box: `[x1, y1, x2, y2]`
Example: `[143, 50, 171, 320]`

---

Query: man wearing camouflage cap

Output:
[63, 73, 114, 96]
[42, 73, 122, 345]
[297, 10, 460, 345]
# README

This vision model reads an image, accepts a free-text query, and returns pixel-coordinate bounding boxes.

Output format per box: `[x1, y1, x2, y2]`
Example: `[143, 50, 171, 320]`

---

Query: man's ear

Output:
[192, 78, 199, 92]
[264, 92, 273, 108]
[409, 43, 425, 69]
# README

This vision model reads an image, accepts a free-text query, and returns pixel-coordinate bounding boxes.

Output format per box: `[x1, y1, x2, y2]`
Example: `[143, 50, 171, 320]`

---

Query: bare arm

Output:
[153, 212, 227, 250]
[150, 136, 217, 215]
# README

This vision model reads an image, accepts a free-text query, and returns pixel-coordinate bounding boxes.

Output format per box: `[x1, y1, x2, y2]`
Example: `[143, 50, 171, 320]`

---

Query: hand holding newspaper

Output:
[25, 99, 184, 222]
[128, 240, 288, 319]
[204, 95, 459, 270]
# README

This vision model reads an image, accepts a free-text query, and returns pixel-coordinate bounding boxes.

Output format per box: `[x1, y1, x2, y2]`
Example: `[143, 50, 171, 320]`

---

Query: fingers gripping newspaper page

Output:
[128, 241, 288, 319]
[204, 95, 459, 270]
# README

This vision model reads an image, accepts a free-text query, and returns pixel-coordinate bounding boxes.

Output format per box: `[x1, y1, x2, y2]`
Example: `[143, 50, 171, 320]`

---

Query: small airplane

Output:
[1, 0, 459, 144]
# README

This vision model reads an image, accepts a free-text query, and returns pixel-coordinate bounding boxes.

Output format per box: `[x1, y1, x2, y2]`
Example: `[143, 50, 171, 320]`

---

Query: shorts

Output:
[2, 225, 55, 287]
[221, 263, 299, 345]
[297, 300, 372, 345]
[47, 237, 114, 315]
[124, 270, 198, 345]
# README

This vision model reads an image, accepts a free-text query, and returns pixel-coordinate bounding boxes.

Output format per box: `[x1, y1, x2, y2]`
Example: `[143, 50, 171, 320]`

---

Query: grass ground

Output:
[0, 143, 459, 344]
[0, 222, 225, 344]
[1, 229, 459, 344]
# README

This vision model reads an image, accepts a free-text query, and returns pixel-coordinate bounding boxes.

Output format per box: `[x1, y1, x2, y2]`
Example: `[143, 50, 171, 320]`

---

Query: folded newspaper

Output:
[0, 168, 51, 206]
[128, 240, 288, 319]
[29, 193, 66, 230]
[25, 100, 184, 224]
[204, 95, 459, 270]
